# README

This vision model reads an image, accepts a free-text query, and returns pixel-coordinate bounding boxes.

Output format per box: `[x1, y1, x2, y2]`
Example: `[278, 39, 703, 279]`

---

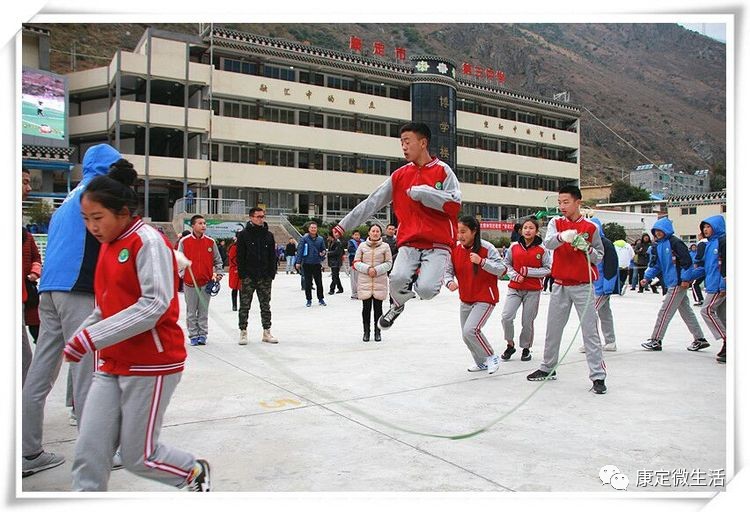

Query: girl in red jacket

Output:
[444, 216, 507, 374]
[499, 217, 551, 362]
[227, 237, 240, 311]
[64, 162, 211, 492]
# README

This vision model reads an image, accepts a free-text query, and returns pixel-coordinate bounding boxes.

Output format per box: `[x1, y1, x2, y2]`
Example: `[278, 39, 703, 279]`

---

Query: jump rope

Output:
[186, 244, 595, 441]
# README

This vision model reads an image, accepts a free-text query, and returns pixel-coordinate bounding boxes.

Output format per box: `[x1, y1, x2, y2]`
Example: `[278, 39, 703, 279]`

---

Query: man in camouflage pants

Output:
[236, 207, 278, 344]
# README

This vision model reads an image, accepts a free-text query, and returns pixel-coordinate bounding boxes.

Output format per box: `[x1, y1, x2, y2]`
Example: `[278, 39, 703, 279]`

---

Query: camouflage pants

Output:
[238, 276, 273, 330]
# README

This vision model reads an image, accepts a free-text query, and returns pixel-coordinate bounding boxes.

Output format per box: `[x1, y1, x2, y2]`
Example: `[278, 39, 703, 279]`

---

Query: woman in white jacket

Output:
[353, 224, 393, 341]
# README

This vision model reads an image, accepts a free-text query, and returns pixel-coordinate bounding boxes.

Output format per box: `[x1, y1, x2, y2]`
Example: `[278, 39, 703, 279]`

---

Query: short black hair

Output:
[249, 207, 265, 217]
[400, 122, 431, 143]
[558, 185, 582, 200]
[386, 223, 396, 229]
[190, 214, 204, 226]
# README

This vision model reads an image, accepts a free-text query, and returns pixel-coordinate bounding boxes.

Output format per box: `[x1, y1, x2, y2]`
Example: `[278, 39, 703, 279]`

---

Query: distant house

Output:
[630, 163, 710, 197]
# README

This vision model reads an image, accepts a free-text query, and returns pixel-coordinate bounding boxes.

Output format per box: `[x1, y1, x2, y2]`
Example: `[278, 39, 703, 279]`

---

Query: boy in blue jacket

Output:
[295, 222, 328, 307]
[692, 215, 726, 363]
[578, 218, 619, 353]
[640, 217, 708, 352]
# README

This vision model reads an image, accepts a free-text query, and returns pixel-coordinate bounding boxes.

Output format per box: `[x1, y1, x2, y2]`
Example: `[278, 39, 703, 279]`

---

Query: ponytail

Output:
[82, 159, 139, 216]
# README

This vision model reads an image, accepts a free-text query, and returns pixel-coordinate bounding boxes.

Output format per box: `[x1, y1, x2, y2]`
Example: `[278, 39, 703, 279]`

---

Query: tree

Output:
[602, 222, 627, 242]
[710, 161, 726, 192]
[609, 180, 651, 203]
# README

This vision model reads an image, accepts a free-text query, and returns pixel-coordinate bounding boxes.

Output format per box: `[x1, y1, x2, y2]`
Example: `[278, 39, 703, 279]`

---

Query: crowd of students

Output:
[20, 124, 727, 492]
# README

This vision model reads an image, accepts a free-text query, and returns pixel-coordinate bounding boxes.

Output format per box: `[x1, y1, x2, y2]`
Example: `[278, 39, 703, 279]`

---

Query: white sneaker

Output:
[22, 451, 65, 477]
[603, 342, 617, 352]
[112, 450, 124, 470]
[486, 354, 501, 375]
[467, 364, 488, 372]
[68, 408, 77, 426]
[262, 329, 278, 344]
[239, 330, 248, 345]
[578, 345, 586, 353]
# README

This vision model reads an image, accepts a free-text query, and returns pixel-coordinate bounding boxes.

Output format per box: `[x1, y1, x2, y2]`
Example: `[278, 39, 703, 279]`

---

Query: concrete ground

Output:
[20, 271, 726, 494]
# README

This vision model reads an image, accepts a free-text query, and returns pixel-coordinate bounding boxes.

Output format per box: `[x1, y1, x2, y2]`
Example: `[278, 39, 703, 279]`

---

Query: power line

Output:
[580, 105, 664, 170]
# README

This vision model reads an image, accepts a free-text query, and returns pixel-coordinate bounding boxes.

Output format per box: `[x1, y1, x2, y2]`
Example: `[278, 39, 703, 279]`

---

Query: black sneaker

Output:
[527, 369, 557, 381]
[591, 379, 607, 394]
[378, 305, 404, 330]
[187, 459, 211, 492]
[717, 342, 726, 363]
[641, 339, 662, 351]
[687, 338, 710, 352]
[500, 345, 516, 360]
[521, 348, 532, 361]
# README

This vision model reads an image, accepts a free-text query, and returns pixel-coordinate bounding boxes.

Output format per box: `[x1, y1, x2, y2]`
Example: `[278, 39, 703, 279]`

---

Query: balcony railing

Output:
[173, 197, 246, 216]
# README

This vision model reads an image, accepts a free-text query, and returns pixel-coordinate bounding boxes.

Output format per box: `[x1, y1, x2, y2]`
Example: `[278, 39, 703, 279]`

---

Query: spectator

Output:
[236, 207, 278, 345]
[227, 237, 240, 311]
[347, 230, 363, 299]
[689, 240, 706, 306]
[21, 168, 41, 380]
[284, 237, 297, 274]
[353, 224, 392, 342]
[327, 231, 345, 295]
[217, 240, 228, 268]
[296, 222, 327, 307]
[613, 239, 635, 295]
[633, 233, 652, 292]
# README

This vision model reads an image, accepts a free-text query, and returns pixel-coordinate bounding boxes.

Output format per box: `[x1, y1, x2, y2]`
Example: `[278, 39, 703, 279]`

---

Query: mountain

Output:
[37, 22, 726, 185]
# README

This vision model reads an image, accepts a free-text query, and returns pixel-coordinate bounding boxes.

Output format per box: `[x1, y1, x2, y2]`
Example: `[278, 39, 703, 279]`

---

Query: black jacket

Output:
[327, 238, 344, 267]
[236, 222, 277, 279]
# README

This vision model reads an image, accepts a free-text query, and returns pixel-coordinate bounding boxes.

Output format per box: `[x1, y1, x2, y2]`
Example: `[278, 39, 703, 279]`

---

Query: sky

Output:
[678, 22, 727, 43]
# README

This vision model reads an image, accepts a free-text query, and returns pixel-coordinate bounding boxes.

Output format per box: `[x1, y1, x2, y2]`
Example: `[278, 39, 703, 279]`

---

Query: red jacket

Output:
[228, 243, 240, 290]
[337, 157, 461, 252]
[544, 216, 603, 286]
[178, 232, 222, 287]
[505, 236, 551, 291]
[445, 240, 506, 304]
[74, 218, 186, 376]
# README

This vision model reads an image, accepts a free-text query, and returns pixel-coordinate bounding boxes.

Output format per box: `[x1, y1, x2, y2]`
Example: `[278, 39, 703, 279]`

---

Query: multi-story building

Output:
[60, 26, 581, 224]
[667, 191, 726, 243]
[630, 163, 710, 198]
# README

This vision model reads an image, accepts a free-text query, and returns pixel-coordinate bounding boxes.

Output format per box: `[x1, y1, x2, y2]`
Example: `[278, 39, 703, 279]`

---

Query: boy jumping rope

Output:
[526, 185, 608, 394]
[332, 122, 461, 330]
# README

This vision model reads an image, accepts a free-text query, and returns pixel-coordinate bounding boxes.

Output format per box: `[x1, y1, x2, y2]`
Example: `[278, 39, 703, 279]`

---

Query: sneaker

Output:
[486, 354, 501, 374]
[189, 337, 201, 346]
[641, 339, 662, 351]
[262, 329, 278, 344]
[378, 305, 404, 330]
[716, 342, 726, 363]
[467, 363, 488, 372]
[239, 330, 248, 345]
[694, 301, 704, 306]
[578, 345, 587, 353]
[112, 450, 124, 471]
[306, 300, 312, 307]
[500, 345, 516, 360]
[527, 369, 557, 381]
[186, 459, 211, 492]
[603, 342, 617, 352]
[197, 336, 207, 346]
[687, 338, 710, 352]
[68, 408, 77, 426]
[521, 348, 532, 361]
[591, 379, 607, 394]
[22, 451, 65, 477]
[318, 299, 327, 306]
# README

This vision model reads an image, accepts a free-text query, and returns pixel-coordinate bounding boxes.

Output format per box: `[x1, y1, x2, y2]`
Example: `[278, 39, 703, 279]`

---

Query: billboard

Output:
[21, 67, 68, 146]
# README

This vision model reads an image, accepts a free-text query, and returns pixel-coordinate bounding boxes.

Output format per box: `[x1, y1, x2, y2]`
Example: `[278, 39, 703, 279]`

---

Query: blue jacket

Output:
[39, 144, 123, 294]
[348, 238, 362, 265]
[693, 215, 726, 293]
[296, 233, 327, 265]
[590, 218, 618, 296]
[644, 217, 694, 288]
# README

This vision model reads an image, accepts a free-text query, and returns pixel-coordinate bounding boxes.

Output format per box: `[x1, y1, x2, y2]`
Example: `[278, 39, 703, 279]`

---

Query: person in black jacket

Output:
[633, 233, 652, 292]
[236, 207, 278, 345]
[327, 232, 345, 294]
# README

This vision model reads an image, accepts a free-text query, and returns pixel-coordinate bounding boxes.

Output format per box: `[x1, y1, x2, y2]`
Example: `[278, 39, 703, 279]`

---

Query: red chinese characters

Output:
[349, 36, 362, 53]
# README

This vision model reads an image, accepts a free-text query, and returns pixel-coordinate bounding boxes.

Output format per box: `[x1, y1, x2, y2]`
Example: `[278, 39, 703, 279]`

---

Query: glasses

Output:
[253, 214, 266, 218]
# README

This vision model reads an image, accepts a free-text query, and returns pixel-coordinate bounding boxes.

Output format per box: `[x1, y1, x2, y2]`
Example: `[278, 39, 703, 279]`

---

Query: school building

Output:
[27, 25, 582, 233]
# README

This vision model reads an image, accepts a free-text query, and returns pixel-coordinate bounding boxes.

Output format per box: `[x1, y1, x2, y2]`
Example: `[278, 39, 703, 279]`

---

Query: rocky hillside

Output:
[37, 22, 726, 185]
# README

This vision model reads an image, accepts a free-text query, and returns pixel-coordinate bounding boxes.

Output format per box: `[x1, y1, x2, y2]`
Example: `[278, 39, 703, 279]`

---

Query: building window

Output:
[681, 207, 697, 215]
[263, 64, 295, 82]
